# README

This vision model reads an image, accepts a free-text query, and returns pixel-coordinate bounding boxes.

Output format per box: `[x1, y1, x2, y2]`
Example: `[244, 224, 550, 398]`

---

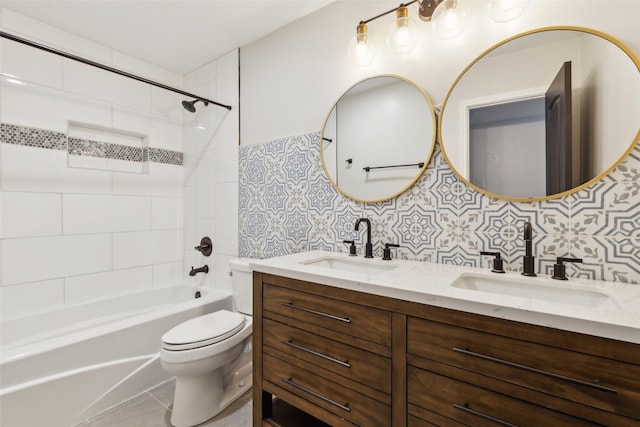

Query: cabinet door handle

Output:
[282, 377, 351, 413]
[453, 347, 618, 394]
[453, 403, 518, 427]
[283, 340, 351, 368]
[281, 302, 351, 323]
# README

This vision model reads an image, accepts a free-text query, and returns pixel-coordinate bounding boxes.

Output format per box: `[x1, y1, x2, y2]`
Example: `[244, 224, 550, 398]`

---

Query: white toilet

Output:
[160, 258, 254, 427]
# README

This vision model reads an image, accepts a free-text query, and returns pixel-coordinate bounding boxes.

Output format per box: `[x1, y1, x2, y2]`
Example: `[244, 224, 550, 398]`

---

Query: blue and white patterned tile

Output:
[284, 207, 310, 245]
[332, 204, 364, 244]
[309, 236, 337, 253]
[244, 210, 268, 242]
[572, 236, 640, 284]
[264, 137, 288, 159]
[283, 146, 312, 183]
[284, 180, 309, 212]
[265, 180, 288, 214]
[604, 141, 640, 183]
[245, 145, 268, 186]
[238, 131, 639, 283]
[570, 181, 640, 237]
[392, 204, 442, 255]
[306, 174, 338, 214]
[370, 210, 399, 250]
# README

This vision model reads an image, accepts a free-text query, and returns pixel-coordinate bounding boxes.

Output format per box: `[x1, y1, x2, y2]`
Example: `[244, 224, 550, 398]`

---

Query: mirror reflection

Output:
[321, 76, 436, 202]
[440, 27, 640, 200]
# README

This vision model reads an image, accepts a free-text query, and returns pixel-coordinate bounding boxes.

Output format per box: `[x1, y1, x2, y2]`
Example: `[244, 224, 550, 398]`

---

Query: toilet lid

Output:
[162, 310, 245, 351]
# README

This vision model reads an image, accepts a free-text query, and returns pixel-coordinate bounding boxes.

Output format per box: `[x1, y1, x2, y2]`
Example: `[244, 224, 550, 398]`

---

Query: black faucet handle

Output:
[343, 240, 357, 256]
[552, 257, 583, 280]
[382, 243, 400, 261]
[480, 251, 505, 273]
[194, 236, 213, 256]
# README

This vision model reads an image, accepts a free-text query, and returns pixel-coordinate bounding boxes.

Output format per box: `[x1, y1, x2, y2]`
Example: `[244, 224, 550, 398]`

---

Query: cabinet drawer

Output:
[264, 353, 391, 427]
[408, 366, 600, 427]
[407, 316, 640, 420]
[263, 318, 391, 394]
[263, 284, 392, 347]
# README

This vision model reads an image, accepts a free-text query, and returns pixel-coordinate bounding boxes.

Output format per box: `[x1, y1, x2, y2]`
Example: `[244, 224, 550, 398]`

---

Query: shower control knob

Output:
[194, 236, 213, 256]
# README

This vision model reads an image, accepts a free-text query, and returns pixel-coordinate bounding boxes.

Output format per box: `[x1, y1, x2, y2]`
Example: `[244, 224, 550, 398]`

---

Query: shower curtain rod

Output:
[0, 31, 232, 111]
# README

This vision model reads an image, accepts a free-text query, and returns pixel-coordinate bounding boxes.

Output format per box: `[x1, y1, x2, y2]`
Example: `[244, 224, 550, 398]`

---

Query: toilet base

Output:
[170, 358, 252, 427]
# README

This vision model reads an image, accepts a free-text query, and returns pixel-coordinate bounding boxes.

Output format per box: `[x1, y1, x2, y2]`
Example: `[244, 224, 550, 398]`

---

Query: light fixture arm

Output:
[360, 1, 418, 25]
[418, 0, 446, 21]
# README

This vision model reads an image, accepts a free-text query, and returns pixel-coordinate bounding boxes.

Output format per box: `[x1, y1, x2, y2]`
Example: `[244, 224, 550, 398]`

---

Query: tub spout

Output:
[189, 265, 209, 276]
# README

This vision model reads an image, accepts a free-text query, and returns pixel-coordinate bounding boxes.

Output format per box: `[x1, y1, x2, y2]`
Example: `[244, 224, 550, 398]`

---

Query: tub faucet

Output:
[189, 265, 209, 276]
[522, 222, 537, 277]
[354, 218, 373, 258]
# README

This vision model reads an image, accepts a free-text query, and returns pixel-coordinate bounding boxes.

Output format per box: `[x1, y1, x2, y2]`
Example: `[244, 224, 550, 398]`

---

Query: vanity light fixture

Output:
[386, 5, 418, 54]
[490, 0, 530, 22]
[431, 0, 465, 39]
[349, 0, 528, 66]
[347, 22, 375, 66]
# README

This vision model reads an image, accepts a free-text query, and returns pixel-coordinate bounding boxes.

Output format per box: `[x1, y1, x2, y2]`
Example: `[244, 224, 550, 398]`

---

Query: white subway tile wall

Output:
[182, 49, 240, 289]
[0, 13, 188, 320]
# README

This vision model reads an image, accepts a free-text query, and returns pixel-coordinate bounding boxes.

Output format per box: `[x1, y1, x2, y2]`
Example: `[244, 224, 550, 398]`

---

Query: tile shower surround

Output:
[1, 123, 183, 166]
[239, 132, 640, 285]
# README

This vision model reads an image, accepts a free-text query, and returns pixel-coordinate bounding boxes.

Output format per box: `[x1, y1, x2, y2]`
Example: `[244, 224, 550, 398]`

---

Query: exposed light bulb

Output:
[432, 0, 465, 40]
[348, 22, 375, 66]
[386, 6, 418, 55]
[490, 0, 530, 23]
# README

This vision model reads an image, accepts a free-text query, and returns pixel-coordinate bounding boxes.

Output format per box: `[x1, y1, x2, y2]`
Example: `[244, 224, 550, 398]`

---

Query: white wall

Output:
[0, 9, 185, 319]
[240, 0, 640, 146]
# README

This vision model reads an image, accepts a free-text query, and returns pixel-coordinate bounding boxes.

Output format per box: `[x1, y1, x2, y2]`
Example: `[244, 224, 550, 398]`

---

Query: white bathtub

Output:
[0, 285, 234, 427]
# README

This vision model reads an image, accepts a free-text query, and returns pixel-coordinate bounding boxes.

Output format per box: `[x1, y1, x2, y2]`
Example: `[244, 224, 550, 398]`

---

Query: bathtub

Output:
[0, 285, 234, 427]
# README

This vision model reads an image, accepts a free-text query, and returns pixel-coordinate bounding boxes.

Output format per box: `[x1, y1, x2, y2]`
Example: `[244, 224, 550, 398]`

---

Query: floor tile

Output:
[87, 392, 171, 427]
[148, 378, 176, 409]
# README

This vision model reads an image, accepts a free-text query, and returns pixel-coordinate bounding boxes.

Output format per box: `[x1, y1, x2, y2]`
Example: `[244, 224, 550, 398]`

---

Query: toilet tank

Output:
[229, 258, 254, 315]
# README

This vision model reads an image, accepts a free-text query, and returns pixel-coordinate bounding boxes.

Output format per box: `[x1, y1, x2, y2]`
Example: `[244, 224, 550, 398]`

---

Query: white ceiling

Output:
[2, 0, 335, 75]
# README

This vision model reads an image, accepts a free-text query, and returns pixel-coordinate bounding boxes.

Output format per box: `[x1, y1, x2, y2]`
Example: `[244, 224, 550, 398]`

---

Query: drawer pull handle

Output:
[281, 302, 351, 323]
[453, 347, 618, 394]
[283, 340, 351, 368]
[282, 377, 351, 413]
[453, 403, 518, 427]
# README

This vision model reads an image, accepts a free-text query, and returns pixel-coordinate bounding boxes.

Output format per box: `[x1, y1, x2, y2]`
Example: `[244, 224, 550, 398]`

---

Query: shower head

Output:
[182, 99, 209, 113]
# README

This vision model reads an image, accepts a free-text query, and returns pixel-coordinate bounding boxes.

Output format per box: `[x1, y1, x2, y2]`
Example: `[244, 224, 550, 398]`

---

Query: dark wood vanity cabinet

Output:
[253, 272, 640, 427]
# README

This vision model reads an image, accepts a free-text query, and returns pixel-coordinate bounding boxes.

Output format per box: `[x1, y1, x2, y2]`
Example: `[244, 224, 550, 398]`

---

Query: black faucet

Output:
[189, 265, 209, 276]
[354, 218, 373, 258]
[552, 257, 583, 280]
[522, 222, 537, 277]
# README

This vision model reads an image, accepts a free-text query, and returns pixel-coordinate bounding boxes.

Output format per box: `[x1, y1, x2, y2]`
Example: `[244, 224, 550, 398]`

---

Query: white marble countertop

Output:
[249, 250, 640, 344]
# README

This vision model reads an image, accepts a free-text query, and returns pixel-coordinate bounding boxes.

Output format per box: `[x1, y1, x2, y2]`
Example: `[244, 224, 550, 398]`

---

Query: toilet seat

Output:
[162, 310, 245, 351]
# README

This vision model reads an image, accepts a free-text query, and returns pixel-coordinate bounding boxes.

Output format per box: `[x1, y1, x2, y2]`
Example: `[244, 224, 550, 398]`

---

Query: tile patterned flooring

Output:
[72, 379, 252, 427]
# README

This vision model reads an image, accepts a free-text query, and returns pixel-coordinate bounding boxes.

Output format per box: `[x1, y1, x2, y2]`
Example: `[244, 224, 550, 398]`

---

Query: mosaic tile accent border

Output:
[238, 131, 640, 285]
[1, 123, 182, 166]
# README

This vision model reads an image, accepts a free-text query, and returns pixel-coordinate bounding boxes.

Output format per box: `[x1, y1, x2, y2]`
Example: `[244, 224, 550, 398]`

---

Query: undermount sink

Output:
[301, 255, 397, 274]
[451, 273, 611, 307]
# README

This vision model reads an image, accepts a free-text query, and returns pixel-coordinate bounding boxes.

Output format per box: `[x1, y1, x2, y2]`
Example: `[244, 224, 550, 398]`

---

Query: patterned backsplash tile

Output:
[239, 131, 640, 284]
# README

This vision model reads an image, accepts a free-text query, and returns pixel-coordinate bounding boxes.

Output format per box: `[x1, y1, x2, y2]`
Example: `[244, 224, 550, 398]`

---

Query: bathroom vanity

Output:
[251, 251, 640, 427]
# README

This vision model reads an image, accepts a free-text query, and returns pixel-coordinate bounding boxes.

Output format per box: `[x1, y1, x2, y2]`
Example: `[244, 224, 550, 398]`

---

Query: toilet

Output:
[160, 258, 254, 427]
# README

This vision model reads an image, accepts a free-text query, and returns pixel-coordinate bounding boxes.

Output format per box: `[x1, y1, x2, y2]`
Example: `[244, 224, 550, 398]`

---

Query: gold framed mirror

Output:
[439, 26, 640, 202]
[320, 75, 437, 203]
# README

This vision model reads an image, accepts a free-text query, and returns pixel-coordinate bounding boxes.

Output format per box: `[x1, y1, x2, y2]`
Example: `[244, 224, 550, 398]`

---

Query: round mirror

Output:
[320, 75, 437, 203]
[440, 27, 640, 201]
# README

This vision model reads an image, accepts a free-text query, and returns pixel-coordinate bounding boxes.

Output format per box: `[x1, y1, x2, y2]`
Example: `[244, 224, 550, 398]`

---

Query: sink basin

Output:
[451, 273, 610, 307]
[301, 255, 397, 274]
